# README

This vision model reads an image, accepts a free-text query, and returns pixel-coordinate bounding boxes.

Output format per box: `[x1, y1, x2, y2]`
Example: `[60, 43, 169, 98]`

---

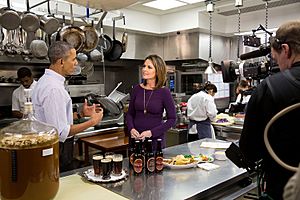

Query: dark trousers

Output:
[59, 137, 74, 173]
[189, 118, 212, 139]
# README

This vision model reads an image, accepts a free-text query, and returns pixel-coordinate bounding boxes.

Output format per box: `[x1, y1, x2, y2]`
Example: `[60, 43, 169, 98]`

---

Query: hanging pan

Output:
[106, 19, 123, 62]
[80, 6, 99, 53]
[40, 0, 60, 36]
[57, 4, 85, 52]
[0, 0, 20, 31]
[95, 11, 113, 56]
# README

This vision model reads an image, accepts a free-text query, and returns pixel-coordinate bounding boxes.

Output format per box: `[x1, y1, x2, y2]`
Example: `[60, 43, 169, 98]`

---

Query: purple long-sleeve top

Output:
[126, 84, 176, 149]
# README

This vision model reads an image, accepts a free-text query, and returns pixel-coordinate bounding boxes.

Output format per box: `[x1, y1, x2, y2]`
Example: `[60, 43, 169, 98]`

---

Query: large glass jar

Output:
[0, 90, 59, 200]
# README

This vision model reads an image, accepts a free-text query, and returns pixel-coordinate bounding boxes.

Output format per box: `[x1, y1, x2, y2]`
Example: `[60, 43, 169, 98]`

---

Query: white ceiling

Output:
[127, 0, 300, 16]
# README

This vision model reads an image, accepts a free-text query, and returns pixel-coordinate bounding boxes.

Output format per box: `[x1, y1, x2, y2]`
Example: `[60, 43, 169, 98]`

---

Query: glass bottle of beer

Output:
[129, 137, 136, 167]
[133, 140, 144, 175]
[145, 139, 155, 174]
[155, 138, 164, 173]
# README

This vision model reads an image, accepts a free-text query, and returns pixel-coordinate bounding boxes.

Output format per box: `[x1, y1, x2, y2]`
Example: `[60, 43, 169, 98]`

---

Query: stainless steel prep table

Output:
[62, 138, 253, 200]
[213, 124, 243, 141]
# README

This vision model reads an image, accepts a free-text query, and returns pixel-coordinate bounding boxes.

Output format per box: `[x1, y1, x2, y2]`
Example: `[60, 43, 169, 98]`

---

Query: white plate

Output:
[83, 169, 127, 183]
[163, 161, 198, 169]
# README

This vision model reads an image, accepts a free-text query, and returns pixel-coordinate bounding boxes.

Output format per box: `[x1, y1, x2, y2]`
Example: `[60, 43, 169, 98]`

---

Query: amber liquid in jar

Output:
[0, 133, 59, 200]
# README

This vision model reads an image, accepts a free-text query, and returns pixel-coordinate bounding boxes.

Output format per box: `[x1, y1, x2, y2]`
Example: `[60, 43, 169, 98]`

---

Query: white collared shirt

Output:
[32, 69, 72, 142]
[12, 80, 37, 112]
[187, 91, 218, 122]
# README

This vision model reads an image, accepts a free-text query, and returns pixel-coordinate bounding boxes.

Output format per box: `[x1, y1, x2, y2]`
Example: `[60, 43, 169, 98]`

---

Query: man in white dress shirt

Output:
[12, 67, 37, 118]
[187, 82, 218, 139]
[32, 41, 103, 172]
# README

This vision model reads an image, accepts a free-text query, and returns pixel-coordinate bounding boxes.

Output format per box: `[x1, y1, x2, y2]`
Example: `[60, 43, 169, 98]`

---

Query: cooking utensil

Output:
[57, 5, 85, 52]
[106, 19, 123, 62]
[30, 39, 48, 59]
[80, 61, 94, 78]
[0, 2, 21, 31]
[121, 17, 128, 53]
[77, 52, 88, 62]
[80, 6, 99, 53]
[40, 1, 60, 35]
[89, 49, 102, 62]
[20, 11, 40, 33]
[121, 32, 128, 53]
[96, 12, 113, 56]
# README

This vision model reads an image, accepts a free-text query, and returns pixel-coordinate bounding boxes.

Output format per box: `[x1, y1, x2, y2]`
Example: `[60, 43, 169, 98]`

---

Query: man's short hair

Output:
[17, 67, 32, 79]
[48, 41, 74, 64]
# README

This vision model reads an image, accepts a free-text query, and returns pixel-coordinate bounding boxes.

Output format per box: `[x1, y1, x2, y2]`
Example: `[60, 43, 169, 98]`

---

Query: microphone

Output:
[240, 46, 271, 60]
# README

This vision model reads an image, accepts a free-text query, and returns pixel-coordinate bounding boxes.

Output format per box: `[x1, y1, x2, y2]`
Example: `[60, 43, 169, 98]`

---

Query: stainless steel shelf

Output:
[0, 83, 20, 87]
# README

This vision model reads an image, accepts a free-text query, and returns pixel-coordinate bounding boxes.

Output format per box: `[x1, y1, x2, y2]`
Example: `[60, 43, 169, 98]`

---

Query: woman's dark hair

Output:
[48, 41, 74, 64]
[143, 54, 167, 89]
[201, 81, 217, 93]
[17, 67, 32, 79]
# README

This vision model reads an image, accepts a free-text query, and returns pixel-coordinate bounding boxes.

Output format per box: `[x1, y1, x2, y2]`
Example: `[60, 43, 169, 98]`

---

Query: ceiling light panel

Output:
[179, 0, 205, 4]
[143, 0, 187, 10]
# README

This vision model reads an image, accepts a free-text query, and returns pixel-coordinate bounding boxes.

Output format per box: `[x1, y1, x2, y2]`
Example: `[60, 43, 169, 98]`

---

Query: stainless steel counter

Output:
[213, 124, 243, 141]
[65, 138, 251, 200]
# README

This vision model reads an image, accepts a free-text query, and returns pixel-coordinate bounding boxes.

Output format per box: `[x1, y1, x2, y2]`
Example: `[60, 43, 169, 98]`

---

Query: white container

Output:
[214, 151, 227, 161]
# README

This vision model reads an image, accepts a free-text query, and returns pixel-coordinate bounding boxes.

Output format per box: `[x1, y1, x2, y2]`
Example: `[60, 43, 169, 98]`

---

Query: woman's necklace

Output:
[144, 89, 154, 114]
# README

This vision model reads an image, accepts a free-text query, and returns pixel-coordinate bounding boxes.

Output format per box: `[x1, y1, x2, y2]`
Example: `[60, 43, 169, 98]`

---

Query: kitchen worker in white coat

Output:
[187, 82, 218, 139]
[12, 67, 37, 118]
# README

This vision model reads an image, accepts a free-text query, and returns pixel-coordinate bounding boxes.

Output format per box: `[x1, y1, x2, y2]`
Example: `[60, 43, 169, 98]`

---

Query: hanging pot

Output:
[121, 32, 128, 53]
[40, 1, 59, 35]
[89, 49, 102, 62]
[57, 5, 85, 52]
[80, 61, 94, 78]
[30, 39, 48, 59]
[21, 11, 40, 33]
[106, 19, 123, 62]
[95, 12, 113, 55]
[80, 21, 99, 53]
[0, 7, 21, 30]
[40, 15, 60, 35]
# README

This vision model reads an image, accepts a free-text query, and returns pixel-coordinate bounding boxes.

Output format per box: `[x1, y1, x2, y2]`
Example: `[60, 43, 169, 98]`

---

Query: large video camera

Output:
[221, 25, 279, 83]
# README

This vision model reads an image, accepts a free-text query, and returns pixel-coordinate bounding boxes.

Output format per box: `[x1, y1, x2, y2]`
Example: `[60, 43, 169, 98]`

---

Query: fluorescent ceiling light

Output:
[143, 0, 187, 10]
[179, 0, 205, 4]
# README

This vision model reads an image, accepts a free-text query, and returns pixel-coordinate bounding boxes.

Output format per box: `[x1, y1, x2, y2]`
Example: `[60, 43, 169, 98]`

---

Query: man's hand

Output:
[138, 130, 152, 140]
[82, 99, 102, 117]
[89, 107, 103, 126]
[130, 128, 140, 139]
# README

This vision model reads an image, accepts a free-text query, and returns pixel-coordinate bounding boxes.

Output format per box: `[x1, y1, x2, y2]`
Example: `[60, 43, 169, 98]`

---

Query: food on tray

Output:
[163, 154, 196, 165]
[212, 113, 234, 125]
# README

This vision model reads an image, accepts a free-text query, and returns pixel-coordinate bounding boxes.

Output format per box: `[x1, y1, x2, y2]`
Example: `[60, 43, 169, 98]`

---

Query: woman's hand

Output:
[130, 128, 140, 139]
[138, 130, 152, 140]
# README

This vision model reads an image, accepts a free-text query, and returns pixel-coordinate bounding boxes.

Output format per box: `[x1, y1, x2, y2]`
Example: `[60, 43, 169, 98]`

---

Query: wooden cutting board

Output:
[54, 174, 128, 200]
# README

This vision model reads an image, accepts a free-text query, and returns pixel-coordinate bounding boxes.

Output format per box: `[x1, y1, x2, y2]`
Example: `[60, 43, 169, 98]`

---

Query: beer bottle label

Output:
[130, 153, 135, 165]
[133, 158, 143, 173]
[147, 157, 155, 172]
[156, 156, 164, 171]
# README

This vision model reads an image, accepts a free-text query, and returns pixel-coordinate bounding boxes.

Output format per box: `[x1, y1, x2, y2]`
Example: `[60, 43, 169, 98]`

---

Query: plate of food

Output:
[163, 155, 198, 169]
[197, 154, 214, 163]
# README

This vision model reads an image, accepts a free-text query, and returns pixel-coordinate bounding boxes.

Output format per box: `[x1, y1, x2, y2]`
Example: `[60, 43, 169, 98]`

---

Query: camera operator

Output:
[239, 20, 300, 199]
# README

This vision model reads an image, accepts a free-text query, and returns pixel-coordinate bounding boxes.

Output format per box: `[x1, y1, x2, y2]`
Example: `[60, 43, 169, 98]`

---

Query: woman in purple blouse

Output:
[126, 54, 176, 150]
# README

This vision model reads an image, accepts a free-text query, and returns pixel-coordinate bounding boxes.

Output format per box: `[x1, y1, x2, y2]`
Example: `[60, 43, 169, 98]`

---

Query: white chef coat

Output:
[32, 69, 72, 142]
[187, 90, 218, 122]
[12, 80, 37, 112]
[235, 93, 251, 104]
